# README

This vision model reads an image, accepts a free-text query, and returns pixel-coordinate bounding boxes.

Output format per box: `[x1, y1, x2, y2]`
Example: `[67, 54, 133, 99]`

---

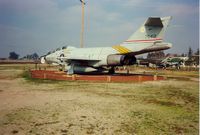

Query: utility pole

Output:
[80, 0, 85, 48]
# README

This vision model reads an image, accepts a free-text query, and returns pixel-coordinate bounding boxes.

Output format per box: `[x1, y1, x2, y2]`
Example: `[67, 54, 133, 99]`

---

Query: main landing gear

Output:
[108, 67, 115, 74]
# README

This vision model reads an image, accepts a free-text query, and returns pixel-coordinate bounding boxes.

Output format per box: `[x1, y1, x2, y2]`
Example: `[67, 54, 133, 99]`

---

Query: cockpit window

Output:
[56, 48, 61, 51]
[47, 51, 51, 55]
[62, 46, 67, 49]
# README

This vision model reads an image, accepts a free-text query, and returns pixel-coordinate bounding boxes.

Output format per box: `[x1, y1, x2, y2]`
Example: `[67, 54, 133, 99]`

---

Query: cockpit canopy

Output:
[47, 51, 52, 55]
[56, 48, 61, 51]
[62, 46, 67, 49]
[46, 46, 68, 55]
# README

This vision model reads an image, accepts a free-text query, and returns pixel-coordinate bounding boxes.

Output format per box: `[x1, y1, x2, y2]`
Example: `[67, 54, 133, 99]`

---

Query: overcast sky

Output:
[0, 0, 199, 57]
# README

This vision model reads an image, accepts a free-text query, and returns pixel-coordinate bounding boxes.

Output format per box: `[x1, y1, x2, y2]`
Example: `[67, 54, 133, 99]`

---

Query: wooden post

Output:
[35, 63, 37, 70]
[153, 74, 157, 81]
[72, 75, 76, 81]
[107, 76, 111, 82]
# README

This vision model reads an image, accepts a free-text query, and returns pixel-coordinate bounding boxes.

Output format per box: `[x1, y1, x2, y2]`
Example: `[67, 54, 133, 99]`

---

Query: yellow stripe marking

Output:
[112, 46, 123, 53]
[120, 46, 131, 53]
[117, 47, 127, 53]
[113, 46, 126, 53]
[112, 45, 131, 54]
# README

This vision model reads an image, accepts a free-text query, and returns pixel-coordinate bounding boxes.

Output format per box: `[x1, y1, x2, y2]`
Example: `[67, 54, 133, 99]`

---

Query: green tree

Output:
[188, 47, 193, 58]
[9, 52, 19, 60]
[23, 53, 39, 60]
[195, 48, 199, 55]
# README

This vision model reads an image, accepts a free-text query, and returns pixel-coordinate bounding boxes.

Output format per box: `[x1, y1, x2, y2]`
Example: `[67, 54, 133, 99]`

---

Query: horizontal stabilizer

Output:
[145, 17, 163, 27]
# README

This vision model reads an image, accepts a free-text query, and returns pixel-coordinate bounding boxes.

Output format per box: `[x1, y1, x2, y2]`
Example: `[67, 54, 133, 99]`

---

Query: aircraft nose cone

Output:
[40, 56, 46, 64]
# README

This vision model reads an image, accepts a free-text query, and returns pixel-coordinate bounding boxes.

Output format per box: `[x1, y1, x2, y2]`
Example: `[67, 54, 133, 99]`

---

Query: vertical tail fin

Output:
[124, 16, 172, 44]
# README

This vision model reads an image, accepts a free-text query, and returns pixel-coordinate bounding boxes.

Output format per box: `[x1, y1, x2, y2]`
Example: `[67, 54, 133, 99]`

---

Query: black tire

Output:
[108, 67, 115, 74]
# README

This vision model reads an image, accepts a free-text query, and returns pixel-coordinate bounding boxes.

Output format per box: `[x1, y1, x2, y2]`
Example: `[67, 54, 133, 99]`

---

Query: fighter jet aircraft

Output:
[158, 56, 189, 68]
[138, 56, 189, 69]
[41, 16, 172, 74]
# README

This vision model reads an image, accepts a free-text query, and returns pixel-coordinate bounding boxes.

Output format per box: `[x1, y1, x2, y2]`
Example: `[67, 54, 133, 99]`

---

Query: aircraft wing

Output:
[58, 56, 101, 66]
[58, 56, 100, 61]
[66, 59, 100, 64]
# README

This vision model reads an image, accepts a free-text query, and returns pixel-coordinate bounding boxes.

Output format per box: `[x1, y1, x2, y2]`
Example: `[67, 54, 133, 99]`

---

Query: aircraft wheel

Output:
[59, 67, 63, 71]
[108, 67, 115, 74]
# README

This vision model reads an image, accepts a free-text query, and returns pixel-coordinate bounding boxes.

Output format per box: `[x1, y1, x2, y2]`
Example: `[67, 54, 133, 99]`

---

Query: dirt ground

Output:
[0, 79, 129, 135]
[0, 65, 199, 135]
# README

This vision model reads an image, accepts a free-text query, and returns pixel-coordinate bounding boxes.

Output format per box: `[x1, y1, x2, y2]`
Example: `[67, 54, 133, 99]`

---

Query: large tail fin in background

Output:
[123, 16, 172, 44]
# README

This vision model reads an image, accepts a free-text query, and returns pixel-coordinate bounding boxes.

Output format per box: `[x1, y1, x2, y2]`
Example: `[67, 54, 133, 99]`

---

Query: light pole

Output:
[80, 0, 85, 48]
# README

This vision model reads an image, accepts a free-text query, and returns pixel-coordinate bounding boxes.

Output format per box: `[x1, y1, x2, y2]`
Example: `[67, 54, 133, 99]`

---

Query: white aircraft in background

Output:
[41, 16, 172, 74]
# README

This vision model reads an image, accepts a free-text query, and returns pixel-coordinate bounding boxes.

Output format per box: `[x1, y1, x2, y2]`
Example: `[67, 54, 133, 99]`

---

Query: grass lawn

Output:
[0, 64, 199, 134]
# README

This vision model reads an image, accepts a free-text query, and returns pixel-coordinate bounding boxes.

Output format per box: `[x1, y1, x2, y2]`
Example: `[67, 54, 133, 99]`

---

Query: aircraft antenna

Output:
[79, 0, 85, 48]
